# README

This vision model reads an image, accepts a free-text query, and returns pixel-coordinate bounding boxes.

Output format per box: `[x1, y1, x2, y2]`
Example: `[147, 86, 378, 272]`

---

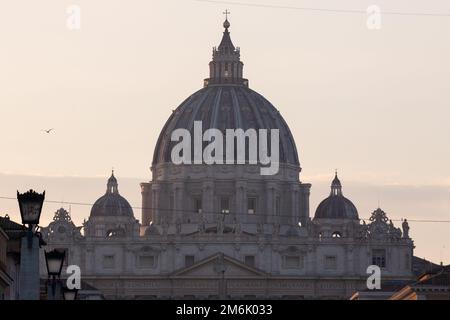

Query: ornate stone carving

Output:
[273, 223, 280, 237]
[358, 208, 404, 241]
[43, 208, 82, 241]
[402, 219, 410, 238]
[198, 217, 206, 234]
[53, 208, 72, 222]
[217, 215, 225, 234]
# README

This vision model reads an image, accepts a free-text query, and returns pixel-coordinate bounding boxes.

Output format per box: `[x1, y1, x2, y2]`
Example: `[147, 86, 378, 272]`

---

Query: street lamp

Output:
[62, 286, 79, 301]
[45, 249, 66, 299]
[45, 249, 65, 276]
[17, 190, 45, 248]
[16, 189, 46, 300]
[17, 190, 45, 226]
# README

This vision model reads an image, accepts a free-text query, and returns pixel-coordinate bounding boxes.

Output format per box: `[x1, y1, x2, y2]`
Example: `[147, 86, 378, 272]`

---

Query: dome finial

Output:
[205, 10, 248, 87]
[107, 169, 118, 194]
[223, 9, 230, 29]
[331, 170, 343, 196]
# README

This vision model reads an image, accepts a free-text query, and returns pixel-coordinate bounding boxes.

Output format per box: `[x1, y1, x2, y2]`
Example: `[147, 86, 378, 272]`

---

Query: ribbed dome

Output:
[152, 19, 299, 167]
[152, 86, 300, 166]
[90, 172, 134, 218]
[314, 173, 359, 220]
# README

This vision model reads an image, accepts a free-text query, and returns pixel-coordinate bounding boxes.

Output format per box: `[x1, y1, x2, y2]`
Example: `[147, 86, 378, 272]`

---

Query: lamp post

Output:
[17, 190, 45, 247]
[17, 189, 45, 300]
[45, 249, 65, 300]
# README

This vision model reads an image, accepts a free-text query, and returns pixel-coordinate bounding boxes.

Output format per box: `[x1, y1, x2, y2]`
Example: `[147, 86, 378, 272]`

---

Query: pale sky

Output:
[0, 0, 449, 263]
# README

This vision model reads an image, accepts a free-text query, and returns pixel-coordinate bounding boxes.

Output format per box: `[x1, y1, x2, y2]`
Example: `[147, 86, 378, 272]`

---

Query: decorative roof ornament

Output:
[223, 9, 230, 28]
[358, 208, 404, 241]
[53, 208, 72, 223]
[402, 219, 410, 238]
[40, 207, 82, 242]
[369, 208, 389, 223]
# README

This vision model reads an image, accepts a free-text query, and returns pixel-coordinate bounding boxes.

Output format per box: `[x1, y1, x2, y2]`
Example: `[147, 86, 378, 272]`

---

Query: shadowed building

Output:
[40, 17, 415, 300]
[351, 261, 450, 300]
[0, 215, 27, 300]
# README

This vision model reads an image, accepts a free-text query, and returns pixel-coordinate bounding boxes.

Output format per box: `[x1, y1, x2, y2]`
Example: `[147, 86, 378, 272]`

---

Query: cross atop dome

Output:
[223, 9, 230, 29]
[223, 9, 230, 20]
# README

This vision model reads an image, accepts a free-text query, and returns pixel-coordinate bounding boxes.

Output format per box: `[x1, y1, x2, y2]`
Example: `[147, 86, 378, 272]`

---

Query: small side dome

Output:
[90, 171, 134, 218]
[314, 172, 359, 220]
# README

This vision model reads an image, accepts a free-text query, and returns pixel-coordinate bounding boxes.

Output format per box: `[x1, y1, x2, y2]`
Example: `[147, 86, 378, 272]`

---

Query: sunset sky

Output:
[1, 0, 449, 263]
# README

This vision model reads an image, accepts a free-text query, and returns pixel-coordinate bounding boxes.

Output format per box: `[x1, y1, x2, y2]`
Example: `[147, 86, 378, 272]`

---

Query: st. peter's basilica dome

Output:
[152, 18, 300, 167]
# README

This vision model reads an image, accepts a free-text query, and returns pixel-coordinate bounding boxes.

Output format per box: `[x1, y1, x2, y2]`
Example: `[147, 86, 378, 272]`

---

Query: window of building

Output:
[372, 249, 386, 268]
[332, 232, 342, 238]
[137, 255, 155, 268]
[102, 255, 115, 269]
[224, 64, 231, 78]
[185, 255, 195, 267]
[283, 256, 302, 269]
[220, 197, 230, 214]
[325, 256, 337, 270]
[194, 197, 202, 214]
[247, 197, 257, 214]
[244, 255, 255, 267]
[275, 196, 280, 216]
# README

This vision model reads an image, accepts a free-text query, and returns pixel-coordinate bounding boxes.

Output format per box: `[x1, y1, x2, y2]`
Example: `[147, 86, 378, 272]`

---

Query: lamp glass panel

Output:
[20, 201, 41, 224]
[47, 257, 63, 275]
[63, 291, 76, 300]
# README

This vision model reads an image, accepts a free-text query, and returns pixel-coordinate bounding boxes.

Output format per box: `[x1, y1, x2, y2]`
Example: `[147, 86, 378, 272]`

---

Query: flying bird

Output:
[42, 128, 54, 134]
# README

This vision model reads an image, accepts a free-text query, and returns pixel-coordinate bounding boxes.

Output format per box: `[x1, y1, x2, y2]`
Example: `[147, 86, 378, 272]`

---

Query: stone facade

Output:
[40, 18, 415, 299]
[40, 194, 414, 299]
